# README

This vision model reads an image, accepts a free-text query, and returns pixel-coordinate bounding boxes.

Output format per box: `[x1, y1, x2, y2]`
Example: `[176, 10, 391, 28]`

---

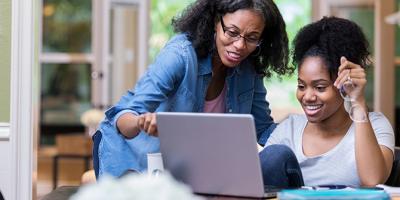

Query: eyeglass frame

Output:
[219, 16, 262, 48]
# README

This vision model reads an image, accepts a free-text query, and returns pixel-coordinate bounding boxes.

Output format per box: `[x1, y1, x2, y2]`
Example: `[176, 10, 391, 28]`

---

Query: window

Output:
[40, 0, 149, 140]
[40, 0, 93, 138]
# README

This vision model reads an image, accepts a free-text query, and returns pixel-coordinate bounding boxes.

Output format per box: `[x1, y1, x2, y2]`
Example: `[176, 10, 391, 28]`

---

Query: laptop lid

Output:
[157, 112, 267, 198]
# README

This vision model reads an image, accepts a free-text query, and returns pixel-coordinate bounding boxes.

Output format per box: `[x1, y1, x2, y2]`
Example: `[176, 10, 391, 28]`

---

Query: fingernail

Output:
[340, 57, 347, 65]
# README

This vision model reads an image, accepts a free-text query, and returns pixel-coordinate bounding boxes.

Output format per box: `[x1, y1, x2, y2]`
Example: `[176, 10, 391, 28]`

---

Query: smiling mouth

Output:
[304, 105, 323, 110]
[303, 104, 323, 116]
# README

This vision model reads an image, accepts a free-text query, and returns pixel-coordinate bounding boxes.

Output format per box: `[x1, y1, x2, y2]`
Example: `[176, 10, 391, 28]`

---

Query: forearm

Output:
[354, 102, 390, 186]
[355, 123, 389, 186]
[116, 112, 141, 138]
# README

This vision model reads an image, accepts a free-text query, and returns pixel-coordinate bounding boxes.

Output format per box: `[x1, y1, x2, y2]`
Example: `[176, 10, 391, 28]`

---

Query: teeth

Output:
[228, 52, 240, 59]
[305, 105, 322, 110]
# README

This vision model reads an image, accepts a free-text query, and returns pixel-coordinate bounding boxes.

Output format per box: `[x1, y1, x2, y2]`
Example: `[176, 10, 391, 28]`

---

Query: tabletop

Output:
[41, 186, 275, 200]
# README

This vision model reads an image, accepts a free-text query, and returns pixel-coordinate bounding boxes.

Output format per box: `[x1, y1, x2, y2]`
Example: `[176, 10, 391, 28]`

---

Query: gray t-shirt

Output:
[266, 112, 394, 187]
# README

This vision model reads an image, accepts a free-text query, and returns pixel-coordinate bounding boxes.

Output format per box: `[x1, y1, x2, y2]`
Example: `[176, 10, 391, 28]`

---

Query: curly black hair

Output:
[172, 0, 293, 77]
[292, 16, 370, 80]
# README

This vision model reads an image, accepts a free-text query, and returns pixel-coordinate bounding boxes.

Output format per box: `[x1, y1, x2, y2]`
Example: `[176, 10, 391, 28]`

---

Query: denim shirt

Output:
[98, 34, 277, 177]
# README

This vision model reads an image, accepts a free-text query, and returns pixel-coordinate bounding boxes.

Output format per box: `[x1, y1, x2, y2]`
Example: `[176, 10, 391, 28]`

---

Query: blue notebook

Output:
[278, 188, 390, 200]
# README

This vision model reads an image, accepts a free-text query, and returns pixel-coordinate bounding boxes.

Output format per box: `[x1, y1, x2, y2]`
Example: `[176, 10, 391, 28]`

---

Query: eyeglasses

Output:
[220, 16, 262, 48]
[340, 78, 368, 123]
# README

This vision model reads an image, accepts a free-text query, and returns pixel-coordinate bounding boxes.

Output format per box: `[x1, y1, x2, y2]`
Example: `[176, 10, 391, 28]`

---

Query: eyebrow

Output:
[297, 78, 331, 84]
[224, 22, 262, 35]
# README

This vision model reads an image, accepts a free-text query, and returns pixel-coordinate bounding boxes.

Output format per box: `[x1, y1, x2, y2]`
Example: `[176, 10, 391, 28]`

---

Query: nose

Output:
[232, 37, 246, 50]
[303, 89, 317, 102]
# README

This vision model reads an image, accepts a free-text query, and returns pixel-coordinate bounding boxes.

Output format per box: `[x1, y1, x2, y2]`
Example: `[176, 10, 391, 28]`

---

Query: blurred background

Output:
[36, 0, 400, 198]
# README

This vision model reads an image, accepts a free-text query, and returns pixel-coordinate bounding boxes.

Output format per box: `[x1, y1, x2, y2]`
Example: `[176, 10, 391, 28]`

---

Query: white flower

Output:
[80, 109, 105, 127]
[70, 172, 204, 200]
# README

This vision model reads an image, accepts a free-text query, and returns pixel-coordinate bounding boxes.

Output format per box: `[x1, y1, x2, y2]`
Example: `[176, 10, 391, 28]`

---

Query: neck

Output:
[309, 105, 353, 136]
[212, 53, 227, 78]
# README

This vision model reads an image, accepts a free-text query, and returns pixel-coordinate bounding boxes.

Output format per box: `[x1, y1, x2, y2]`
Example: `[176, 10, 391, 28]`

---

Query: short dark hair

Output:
[172, 0, 293, 77]
[292, 16, 370, 80]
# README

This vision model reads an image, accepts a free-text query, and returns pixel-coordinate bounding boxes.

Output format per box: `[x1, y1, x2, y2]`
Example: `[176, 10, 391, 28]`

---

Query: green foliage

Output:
[265, 0, 311, 107]
[270, 0, 311, 79]
[149, 0, 194, 61]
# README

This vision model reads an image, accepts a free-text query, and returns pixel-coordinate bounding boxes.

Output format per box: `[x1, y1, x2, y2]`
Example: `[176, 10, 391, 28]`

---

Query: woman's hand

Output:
[334, 56, 367, 104]
[137, 113, 158, 136]
[117, 112, 158, 138]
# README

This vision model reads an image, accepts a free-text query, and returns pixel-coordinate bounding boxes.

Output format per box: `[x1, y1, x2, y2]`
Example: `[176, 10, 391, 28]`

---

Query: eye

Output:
[297, 84, 305, 91]
[245, 36, 259, 44]
[315, 86, 327, 92]
[225, 29, 240, 38]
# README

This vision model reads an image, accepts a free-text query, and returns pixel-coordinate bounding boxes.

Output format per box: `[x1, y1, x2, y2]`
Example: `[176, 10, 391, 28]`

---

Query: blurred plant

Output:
[265, 0, 311, 111]
[272, 0, 311, 77]
[149, 0, 193, 61]
[80, 108, 104, 128]
[71, 172, 203, 200]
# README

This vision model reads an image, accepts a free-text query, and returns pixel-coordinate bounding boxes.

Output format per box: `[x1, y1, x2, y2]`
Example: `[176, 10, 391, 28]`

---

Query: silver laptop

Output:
[157, 112, 277, 198]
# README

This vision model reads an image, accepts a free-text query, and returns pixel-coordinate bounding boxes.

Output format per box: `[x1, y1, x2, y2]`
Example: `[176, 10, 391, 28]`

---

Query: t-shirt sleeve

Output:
[265, 115, 297, 147]
[265, 122, 285, 146]
[370, 112, 395, 153]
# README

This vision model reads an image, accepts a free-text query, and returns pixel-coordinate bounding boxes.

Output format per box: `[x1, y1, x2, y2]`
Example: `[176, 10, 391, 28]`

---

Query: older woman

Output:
[95, 0, 293, 178]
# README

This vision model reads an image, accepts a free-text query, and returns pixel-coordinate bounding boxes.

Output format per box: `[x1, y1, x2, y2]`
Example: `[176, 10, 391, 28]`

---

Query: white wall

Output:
[0, 0, 39, 199]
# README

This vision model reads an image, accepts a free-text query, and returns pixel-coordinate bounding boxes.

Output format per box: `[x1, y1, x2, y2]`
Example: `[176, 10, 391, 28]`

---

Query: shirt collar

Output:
[198, 54, 213, 75]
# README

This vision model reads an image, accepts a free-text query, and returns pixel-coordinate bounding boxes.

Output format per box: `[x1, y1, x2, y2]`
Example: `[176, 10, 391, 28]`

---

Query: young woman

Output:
[95, 0, 293, 178]
[260, 16, 394, 188]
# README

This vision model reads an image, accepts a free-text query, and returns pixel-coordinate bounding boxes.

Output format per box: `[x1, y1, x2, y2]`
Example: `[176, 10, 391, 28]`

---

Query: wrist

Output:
[351, 99, 368, 111]
[349, 102, 369, 123]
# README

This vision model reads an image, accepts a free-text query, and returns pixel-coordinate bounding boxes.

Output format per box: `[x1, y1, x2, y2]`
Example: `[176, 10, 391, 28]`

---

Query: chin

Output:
[305, 115, 322, 123]
[222, 60, 240, 67]
[306, 118, 317, 123]
[221, 53, 242, 67]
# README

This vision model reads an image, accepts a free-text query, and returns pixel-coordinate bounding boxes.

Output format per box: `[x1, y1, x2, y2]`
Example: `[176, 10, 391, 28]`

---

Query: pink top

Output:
[203, 83, 227, 113]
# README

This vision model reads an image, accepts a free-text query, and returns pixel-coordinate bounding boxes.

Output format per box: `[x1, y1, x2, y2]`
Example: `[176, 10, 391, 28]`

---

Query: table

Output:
[41, 186, 79, 200]
[43, 186, 400, 200]
[52, 154, 92, 189]
[42, 186, 272, 200]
